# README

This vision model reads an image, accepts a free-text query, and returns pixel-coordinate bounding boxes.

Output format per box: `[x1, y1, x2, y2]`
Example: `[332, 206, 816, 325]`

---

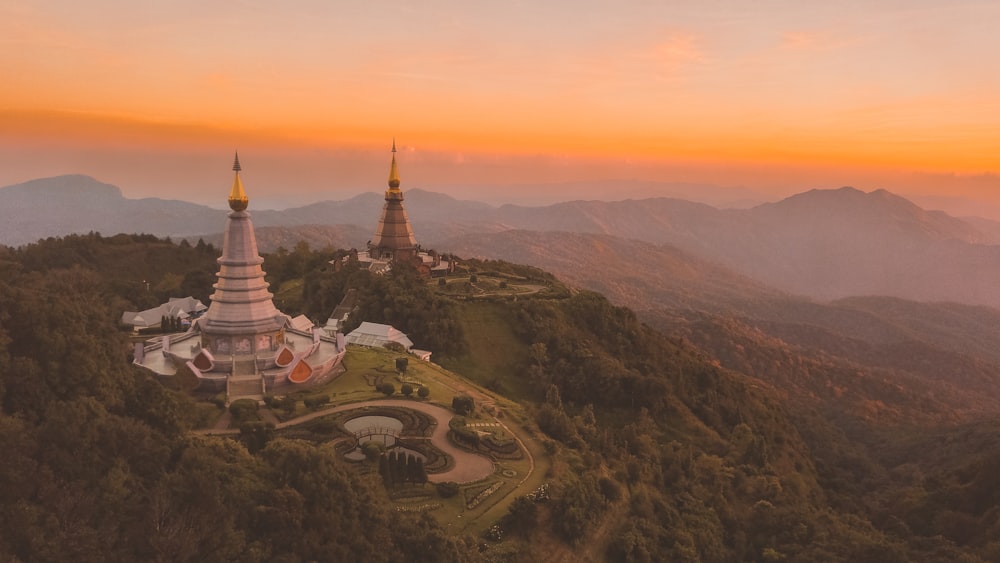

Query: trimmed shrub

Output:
[452, 394, 475, 415]
[279, 395, 297, 414]
[401, 383, 414, 396]
[211, 393, 227, 409]
[384, 341, 406, 353]
[362, 441, 384, 461]
[229, 398, 258, 421]
[304, 395, 330, 409]
[417, 386, 430, 399]
[436, 481, 460, 498]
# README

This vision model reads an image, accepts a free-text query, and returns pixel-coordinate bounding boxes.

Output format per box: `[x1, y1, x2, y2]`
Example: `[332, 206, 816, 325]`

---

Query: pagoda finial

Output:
[387, 139, 401, 190]
[228, 151, 249, 211]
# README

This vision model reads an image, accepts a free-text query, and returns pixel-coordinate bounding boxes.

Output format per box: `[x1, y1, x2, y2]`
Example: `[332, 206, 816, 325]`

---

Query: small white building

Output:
[121, 296, 207, 331]
[345, 322, 414, 350]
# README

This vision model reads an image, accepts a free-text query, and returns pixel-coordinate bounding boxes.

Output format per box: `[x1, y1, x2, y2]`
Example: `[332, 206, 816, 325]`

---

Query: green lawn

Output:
[271, 345, 502, 420]
[438, 301, 536, 403]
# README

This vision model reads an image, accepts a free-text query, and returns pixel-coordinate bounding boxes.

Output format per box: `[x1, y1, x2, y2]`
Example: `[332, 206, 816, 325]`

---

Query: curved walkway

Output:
[200, 399, 496, 483]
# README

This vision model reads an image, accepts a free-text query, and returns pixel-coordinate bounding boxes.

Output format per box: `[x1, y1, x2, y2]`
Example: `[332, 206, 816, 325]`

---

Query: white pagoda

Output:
[134, 154, 346, 400]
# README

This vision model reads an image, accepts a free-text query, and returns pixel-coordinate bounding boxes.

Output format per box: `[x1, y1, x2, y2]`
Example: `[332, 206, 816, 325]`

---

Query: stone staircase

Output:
[227, 355, 265, 404]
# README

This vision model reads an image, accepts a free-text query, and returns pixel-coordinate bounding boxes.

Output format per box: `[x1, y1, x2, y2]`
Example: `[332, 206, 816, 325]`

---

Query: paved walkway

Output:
[197, 399, 496, 483]
[278, 399, 495, 483]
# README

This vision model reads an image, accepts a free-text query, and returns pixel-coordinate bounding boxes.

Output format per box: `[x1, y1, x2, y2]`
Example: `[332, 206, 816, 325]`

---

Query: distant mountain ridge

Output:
[6, 174, 1000, 307]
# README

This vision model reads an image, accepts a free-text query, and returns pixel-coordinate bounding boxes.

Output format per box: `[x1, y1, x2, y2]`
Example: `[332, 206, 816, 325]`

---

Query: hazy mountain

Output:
[722, 187, 998, 302]
[8, 174, 1000, 307]
[189, 224, 372, 254]
[460, 179, 770, 208]
[0, 175, 496, 248]
[436, 223, 1000, 427]
[467, 187, 1000, 306]
[958, 215, 1000, 244]
[0, 175, 222, 246]
[440, 229, 785, 313]
[441, 224, 1000, 371]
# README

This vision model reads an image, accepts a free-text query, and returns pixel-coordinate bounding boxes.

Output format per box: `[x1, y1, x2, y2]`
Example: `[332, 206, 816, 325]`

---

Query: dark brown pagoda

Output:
[368, 140, 418, 262]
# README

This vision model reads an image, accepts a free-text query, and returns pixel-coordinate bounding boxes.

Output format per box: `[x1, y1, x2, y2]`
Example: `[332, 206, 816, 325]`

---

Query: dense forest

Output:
[2, 234, 1000, 561]
[0, 235, 476, 562]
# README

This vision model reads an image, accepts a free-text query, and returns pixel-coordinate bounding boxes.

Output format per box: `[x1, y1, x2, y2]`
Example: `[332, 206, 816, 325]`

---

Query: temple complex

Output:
[134, 154, 346, 401]
[356, 141, 450, 276]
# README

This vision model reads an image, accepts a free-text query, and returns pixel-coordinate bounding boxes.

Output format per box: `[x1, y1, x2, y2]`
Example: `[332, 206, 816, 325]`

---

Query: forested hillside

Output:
[0, 236, 475, 562]
[1, 235, 998, 561]
[305, 255, 994, 560]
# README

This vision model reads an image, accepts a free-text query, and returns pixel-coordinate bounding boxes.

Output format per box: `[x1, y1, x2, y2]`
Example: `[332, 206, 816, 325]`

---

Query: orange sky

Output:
[2, 1, 1000, 211]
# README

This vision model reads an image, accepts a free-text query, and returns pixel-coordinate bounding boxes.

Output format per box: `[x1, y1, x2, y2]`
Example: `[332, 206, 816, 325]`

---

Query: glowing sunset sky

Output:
[2, 1, 999, 210]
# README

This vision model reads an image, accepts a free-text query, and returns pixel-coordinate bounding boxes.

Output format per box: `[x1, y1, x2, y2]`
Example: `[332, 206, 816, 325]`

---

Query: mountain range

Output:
[7, 174, 1000, 308]
[8, 173, 1000, 558]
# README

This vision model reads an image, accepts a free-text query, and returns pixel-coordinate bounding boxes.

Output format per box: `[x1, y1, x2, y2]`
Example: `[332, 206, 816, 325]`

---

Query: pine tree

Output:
[379, 453, 390, 487]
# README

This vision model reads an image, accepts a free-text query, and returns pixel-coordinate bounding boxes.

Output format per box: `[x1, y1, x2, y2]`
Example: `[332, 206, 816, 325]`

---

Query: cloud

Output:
[651, 34, 706, 66]
[779, 29, 861, 52]
[781, 31, 821, 50]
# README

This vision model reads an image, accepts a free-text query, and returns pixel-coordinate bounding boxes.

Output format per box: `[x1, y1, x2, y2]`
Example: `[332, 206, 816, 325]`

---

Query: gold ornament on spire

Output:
[387, 139, 401, 190]
[228, 151, 249, 211]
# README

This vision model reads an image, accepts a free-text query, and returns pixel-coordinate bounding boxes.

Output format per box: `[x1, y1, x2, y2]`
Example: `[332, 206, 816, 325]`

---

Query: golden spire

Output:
[228, 151, 249, 211]
[387, 139, 401, 190]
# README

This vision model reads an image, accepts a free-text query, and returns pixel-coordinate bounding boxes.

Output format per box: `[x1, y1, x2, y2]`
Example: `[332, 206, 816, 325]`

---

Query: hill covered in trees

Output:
[0, 235, 476, 562]
[2, 235, 1000, 561]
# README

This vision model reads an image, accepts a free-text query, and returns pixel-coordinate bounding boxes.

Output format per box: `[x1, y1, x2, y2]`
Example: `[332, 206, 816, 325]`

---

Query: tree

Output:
[404, 454, 414, 482]
[436, 481, 459, 498]
[362, 441, 383, 462]
[396, 357, 408, 373]
[503, 496, 538, 538]
[401, 383, 414, 396]
[379, 383, 395, 396]
[384, 341, 406, 353]
[240, 420, 275, 454]
[452, 394, 475, 415]
[417, 386, 430, 399]
[279, 395, 297, 415]
[412, 457, 428, 484]
[229, 398, 259, 424]
[378, 453, 390, 485]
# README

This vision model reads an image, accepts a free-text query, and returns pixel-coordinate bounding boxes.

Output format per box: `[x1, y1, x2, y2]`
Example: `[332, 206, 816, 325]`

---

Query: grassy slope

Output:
[438, 301, 534, 403]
